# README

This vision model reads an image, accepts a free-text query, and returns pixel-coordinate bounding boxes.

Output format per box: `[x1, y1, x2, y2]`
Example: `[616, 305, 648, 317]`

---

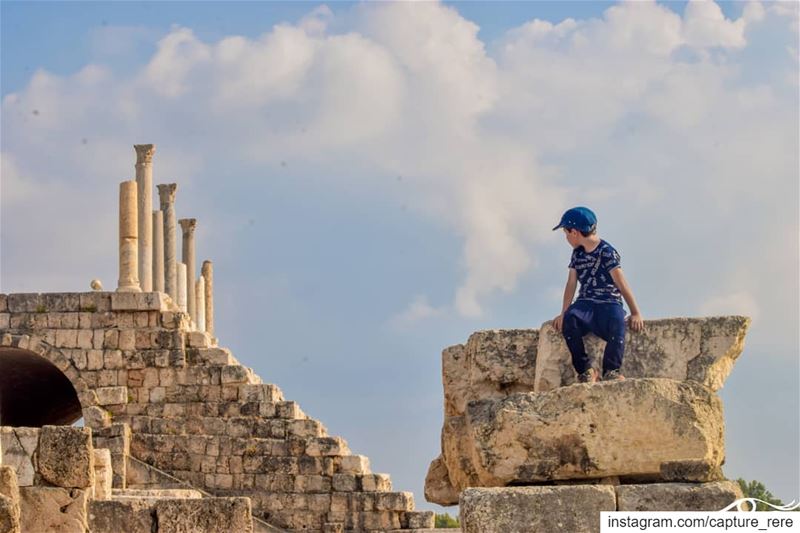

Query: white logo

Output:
[718, 498, 800, 512]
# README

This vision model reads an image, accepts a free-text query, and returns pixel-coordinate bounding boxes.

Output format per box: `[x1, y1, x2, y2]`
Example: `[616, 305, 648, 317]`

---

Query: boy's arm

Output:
[552, 269, 577, 332]
[609, 267, 644, 332]
[562, 268, 578, 313]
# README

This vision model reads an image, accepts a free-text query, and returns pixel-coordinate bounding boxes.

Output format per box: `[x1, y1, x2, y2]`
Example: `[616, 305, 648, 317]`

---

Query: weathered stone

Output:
[83, 406, 112, 429]
[460, 485, 616, 533]
[403, 510, 435, 529]
[95, 386, 128, 406]
[18, 487, 88, 533]
[93, 449, 113, 500]
[616, 481, 743, 511]
[424, 455, 459, 506]
[535, 316, 750, 392]
[0, 494, 20, 533]
[155, 497, 253, 533]
[452, 379, 724, 490]
[443, 329, 538, 418]
[0, 467, 19, 502]
[0, 466, 19, 533]
[38, 426, 95, 488]
[0, 428, 38, 487]
[88, 499, 154, 533]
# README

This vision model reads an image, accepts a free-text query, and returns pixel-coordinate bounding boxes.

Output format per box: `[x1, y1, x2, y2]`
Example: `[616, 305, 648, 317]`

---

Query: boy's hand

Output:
[627, 313, 645, 333]
[552, 313, 564, 332]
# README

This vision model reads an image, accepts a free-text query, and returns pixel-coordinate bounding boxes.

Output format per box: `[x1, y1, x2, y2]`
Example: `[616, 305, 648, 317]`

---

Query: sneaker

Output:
[602, 369, 625, 381]
[577, 368, 598, 384]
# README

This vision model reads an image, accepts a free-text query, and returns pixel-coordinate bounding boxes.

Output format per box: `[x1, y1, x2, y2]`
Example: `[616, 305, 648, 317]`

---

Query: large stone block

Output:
[443, 330, 538, 418]
[18, 487, 88, 533]
[460, 485, 616, 533]
[38, 426, 95, 488]
[615, 481, 743, 511]
[535, 316, 750, 392]
[423, 455, 459, 506]
[88, 499, 154, 533]
[0, 428, 39, 487]
[154, 497, 253, 533]
[0, 494, 20, 533]
[0, 467, 19, 502]
[92, 449, 113, 500]
[452, 379, 724, 490]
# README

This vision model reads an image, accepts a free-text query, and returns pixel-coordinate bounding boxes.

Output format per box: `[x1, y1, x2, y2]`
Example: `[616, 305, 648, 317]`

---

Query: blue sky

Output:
[1, 0, 798, 511]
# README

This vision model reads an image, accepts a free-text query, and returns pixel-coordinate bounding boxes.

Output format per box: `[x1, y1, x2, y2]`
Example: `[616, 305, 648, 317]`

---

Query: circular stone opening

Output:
[0, 347, 83, 426]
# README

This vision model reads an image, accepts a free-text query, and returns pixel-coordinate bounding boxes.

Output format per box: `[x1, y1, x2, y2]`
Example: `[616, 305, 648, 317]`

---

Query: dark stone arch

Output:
[0, 346, 83, 426]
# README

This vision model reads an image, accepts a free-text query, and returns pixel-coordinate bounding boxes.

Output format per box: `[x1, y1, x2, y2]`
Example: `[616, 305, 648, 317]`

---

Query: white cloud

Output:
[699, 291, 760, 320]
[390, 294, 445, 327]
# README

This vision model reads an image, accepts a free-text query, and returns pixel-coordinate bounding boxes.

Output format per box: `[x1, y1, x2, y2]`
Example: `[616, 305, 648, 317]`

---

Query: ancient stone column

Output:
[135, 144, 155, 292]
[157, 184, 178, 300]
[179, 218, 197, 321]
[152, 210, 165, 293]
[117, 181, 141, 292]
[196, 276, 206, 333]
[201, 260, 214, 336]
[177, 262, 188, 313]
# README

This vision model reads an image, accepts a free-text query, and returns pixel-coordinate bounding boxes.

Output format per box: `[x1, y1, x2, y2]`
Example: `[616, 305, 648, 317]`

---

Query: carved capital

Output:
[179, 218, 197, 235]
[157, 183, 178, 206]
[134, 144, 156, 165]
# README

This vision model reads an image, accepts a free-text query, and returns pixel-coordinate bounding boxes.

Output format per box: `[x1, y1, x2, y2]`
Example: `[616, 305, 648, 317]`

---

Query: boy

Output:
[551, 207, 644, 383]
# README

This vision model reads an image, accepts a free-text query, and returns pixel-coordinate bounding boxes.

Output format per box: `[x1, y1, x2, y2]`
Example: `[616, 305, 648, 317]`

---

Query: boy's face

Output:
[563, 227, 581, 248]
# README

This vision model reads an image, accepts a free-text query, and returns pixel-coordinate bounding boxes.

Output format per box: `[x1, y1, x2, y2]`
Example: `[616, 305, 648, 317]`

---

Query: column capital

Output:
[134, 144, 156, 165]
[179, 218, 197, 234]
[157, 183, 178, 205]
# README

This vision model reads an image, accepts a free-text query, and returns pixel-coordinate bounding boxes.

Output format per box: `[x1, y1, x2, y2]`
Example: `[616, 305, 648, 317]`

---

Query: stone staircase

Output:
[110, 328, 434, 532]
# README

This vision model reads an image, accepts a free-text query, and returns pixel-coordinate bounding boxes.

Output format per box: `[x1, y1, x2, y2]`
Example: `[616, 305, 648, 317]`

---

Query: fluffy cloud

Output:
[2, 1, 797, 334]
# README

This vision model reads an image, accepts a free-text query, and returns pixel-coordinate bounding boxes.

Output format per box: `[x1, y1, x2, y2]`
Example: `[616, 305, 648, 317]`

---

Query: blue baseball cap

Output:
[552, 207, 597, 232]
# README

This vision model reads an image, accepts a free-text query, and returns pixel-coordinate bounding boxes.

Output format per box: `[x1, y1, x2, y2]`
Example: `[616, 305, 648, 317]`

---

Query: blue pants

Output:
[562, 300, 626, 374]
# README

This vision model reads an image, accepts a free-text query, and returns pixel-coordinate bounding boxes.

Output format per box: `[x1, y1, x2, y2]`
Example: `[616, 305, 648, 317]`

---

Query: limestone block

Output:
[338, 455, 370, 474]
[18, 487, 88, 533]
[450, 379, 724, 490]
[0, 466, 20, 533]
[403, 510, 435, 529]
[0, 428, 38, 487]
[360, 473, 391, 492]
[0, 494, 20, 533]
[154, 497, 253, 533]
[0, 467, 19, 502]
[95, 386, 128, 406]
[535, 316, 750, 392]
[221, 365, 250, 384]
[460, 485, 616, 533]
[0, 294, 7, 312]
[306, 437, 350, 457]
[443, 329, 538, 418]
[92, 449, 113, 500]
[424, 455, 459, 506]
[38, 426, 95, 488]
[616, 481, 743, 511]
[83, 406, 111, 429]
[88, 499, 154, 533]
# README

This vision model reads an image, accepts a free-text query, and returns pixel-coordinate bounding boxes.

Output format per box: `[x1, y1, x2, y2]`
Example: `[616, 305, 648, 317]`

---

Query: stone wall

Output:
[0, 292, 433, 532]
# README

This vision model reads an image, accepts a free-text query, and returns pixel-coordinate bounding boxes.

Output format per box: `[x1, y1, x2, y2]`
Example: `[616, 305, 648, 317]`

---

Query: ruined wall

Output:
[0, 291, 433, 532]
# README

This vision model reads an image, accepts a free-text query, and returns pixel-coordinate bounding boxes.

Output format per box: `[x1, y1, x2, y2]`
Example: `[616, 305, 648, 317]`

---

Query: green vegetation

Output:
[737, 479, 798, 511]
[435, 512, 460, 528]
[35, 304, 47, 313]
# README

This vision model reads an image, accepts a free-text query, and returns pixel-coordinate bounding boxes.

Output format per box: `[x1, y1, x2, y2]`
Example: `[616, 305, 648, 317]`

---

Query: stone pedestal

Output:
[117, 181, 140, 293]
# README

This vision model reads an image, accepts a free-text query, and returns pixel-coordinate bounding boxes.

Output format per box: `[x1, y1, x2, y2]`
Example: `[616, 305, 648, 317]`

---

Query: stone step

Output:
[88, 496, 255, 533]
[187, 346, 238, 366]
[125, 399, 305, 428]
[129, 416, 328, 441]
[111, 487, 204, 503]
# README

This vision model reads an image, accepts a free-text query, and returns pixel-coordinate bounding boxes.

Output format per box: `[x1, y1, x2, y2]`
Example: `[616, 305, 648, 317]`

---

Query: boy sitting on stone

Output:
[551, 207, 644, 383]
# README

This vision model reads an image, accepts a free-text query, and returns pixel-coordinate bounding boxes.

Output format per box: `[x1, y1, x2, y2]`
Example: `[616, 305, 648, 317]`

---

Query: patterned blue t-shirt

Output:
[569, 239, 623, 305]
